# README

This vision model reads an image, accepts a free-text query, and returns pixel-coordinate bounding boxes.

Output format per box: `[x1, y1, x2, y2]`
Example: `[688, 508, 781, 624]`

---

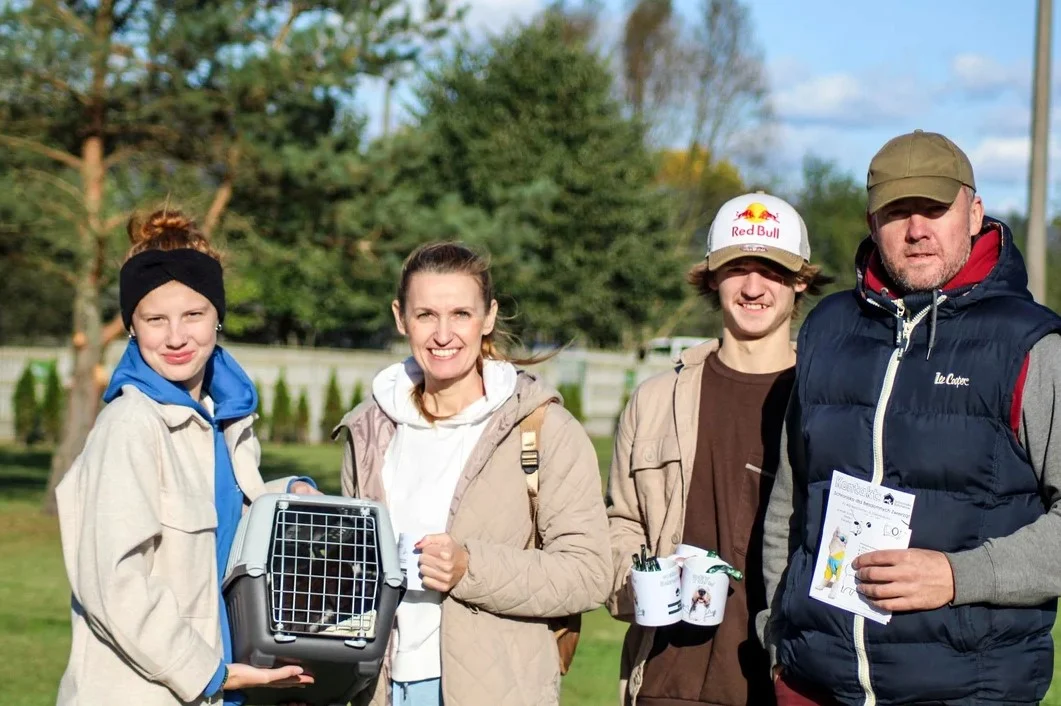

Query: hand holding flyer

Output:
[809, 470, 916, 625]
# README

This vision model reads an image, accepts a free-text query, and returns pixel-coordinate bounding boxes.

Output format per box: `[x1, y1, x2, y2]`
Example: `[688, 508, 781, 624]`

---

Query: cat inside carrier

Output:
[224, 493, 403, 706]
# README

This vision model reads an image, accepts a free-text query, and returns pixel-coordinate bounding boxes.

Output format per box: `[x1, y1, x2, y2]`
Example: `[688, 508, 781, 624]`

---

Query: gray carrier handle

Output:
[223, 493, 403, 593]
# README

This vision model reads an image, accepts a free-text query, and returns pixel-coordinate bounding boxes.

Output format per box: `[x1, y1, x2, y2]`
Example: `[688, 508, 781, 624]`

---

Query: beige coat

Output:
[55, 385, 295, 706]
[334, 372, 611, 706]
[605, 340, 720, 705]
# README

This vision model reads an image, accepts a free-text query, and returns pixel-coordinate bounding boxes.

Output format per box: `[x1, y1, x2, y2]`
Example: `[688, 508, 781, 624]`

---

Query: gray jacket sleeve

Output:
[946, 333, 1061, 605]
[756, 386, 804, 668]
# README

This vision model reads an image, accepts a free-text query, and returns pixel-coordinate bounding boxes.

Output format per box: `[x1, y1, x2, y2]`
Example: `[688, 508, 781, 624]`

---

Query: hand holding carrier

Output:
[223, 493, 404, 705]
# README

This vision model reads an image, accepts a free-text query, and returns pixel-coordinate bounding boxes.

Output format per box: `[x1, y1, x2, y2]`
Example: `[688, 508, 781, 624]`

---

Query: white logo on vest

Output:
[933, 372, 970, 387]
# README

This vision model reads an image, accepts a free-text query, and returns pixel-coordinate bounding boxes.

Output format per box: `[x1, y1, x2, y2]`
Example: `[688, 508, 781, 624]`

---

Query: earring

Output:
[128, 330, 136, 339]
[216, 323, 223, 332]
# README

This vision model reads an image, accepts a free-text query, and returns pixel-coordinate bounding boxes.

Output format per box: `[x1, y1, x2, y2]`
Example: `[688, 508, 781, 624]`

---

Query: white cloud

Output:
[766, 56, 813, 89]
[976, 105, 1031, 137]
[964, 136, 1061, 187]
[969, 138, 1061, 214]
[462, 0, 543, 32]
[949, 53, 1027, 99]
[978, 96, 1061, 138]
[765, 123, 873, 179]
[969, 136, 1031, 166]
[773, 72, 929, 128]
[992, 195, 1025, 215]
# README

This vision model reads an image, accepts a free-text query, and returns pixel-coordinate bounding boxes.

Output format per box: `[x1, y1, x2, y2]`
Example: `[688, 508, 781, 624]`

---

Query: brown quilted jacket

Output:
[334, 371, 611, 706]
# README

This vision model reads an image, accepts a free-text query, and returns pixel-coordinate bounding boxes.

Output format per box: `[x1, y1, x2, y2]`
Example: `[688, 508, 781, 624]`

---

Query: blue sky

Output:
[748, 0, 1042, 215]
[358, 0, 1052, 215]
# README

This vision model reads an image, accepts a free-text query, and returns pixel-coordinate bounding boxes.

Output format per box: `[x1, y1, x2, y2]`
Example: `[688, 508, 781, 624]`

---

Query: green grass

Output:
[16, 438, 1056, 705]
[1, 441, 625, 706]
[0, 501, 70, 706]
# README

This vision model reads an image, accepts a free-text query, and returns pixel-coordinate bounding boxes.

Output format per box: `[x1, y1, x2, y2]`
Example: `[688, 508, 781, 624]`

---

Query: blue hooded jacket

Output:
[104, 340, 257, 706]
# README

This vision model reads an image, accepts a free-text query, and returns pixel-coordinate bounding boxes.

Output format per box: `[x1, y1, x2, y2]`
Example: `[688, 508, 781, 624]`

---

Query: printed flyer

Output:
[809, 470, 916, 625]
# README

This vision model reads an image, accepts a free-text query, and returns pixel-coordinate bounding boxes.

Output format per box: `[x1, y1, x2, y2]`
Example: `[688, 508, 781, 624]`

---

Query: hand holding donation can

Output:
[631, 556, 682, 626]
[630, 542, 742, 627]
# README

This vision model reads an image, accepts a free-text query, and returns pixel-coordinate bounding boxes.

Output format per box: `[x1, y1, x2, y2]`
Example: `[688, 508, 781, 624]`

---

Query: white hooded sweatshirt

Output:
[371, 357, 518, 683]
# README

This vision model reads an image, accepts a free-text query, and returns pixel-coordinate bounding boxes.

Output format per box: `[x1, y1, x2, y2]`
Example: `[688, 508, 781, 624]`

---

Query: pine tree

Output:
[558, 382, 584, 423]
[271, 374, 295, 444]
[40, 364, 64, 444]
[296, 389, 311, 445]
[5, 0, 464, 513]
[349, 380, 366, 411]
[410, 10, 686, 346]
[321, 370, 343, 442]
[253, 379, 269, 440]
[13, 365, 38, 444]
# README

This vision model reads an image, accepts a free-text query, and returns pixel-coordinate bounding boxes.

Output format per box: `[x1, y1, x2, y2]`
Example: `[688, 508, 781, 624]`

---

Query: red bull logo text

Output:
[733, 201, 781, 238]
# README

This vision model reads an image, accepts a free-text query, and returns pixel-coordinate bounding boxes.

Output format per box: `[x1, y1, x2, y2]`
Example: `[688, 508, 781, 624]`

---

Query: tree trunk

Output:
[42, 282, 104, 514]
[202, 144, 240, 237]
[41, 0, 114, 513]
[42, 133, 107, 515]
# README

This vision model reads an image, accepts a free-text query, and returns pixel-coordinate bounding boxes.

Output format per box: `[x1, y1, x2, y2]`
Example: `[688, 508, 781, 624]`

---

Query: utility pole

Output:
[1027, 0, 1052, 303]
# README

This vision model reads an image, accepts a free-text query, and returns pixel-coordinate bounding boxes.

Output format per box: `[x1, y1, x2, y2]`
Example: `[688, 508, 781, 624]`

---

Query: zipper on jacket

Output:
[854, 296, 943, 705]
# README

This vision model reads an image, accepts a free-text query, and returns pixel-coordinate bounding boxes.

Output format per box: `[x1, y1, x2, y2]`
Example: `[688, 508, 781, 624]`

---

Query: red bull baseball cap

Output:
[705, 192, 810, 272]
[867, 129, 976, 214]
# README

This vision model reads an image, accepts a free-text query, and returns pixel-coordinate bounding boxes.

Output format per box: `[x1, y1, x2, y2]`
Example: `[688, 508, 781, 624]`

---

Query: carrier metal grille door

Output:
[268, 502, 381, 638]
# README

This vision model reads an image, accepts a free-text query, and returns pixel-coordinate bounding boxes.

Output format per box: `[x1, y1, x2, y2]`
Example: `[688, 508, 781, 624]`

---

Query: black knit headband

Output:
[119, 249, 225, 329]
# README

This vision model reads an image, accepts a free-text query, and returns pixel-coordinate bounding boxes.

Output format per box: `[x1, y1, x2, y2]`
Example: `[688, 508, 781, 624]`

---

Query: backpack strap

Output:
[520, 403, 550, 549]
[518, 401, 582, 676]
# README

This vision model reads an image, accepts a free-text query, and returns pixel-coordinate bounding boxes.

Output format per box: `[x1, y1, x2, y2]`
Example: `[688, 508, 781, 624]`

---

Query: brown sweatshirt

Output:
[638, 352, 794, 706]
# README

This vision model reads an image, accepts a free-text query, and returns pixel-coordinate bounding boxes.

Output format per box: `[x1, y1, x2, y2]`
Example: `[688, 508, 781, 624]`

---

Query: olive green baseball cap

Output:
[866, 129, 976, 214]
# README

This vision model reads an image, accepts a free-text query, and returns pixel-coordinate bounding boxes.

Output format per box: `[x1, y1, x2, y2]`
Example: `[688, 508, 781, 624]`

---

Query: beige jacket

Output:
[334, 372, 611, 706]
[605, 340, 720, 705]
[55, 385, 295, 706]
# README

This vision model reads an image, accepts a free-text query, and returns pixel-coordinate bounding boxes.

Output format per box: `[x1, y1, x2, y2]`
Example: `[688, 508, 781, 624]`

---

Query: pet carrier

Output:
[223, 493, 403, 706]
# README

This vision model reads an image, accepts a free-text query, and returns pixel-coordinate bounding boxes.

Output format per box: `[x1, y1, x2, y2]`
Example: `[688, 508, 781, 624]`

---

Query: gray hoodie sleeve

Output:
[756, 386, 804, 668]
[946, 333, 1061, 606]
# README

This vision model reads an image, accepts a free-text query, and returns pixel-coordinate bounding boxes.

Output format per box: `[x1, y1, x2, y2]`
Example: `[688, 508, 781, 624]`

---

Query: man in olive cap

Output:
[758, 130, 1061, 705]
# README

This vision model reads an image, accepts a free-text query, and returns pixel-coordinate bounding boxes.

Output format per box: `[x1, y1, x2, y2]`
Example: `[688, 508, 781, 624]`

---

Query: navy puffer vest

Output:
[778, 219, 1061, 705]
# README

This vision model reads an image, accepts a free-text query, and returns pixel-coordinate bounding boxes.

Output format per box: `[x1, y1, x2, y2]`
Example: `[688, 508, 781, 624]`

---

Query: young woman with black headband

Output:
[55, 210, 320, 706]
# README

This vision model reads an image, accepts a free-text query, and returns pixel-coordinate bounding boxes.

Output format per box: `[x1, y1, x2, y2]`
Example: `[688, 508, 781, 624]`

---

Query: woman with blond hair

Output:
[333, 241, 611, 706]
[56, 209, 320, 705]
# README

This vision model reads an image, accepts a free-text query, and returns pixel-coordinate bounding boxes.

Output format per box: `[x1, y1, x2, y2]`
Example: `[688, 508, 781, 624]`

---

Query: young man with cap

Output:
[759, 130, 1061, 705]
[606, 192, 828, 706]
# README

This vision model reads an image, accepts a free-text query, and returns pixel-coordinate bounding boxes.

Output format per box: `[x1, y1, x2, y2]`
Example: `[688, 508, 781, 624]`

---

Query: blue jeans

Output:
[392, 678, 443, 706]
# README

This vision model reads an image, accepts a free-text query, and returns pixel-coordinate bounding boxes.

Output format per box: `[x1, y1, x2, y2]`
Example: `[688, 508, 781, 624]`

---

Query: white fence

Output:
[0, 342, 679, 442]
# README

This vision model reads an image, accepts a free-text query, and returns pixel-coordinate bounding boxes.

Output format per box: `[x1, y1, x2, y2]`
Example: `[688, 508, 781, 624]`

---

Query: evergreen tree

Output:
[40, 364, 64, 444]
[304, 9, 689, 348]
[321, 370, 344, 442]
[295, 389, 311, 445]
[270, 374, 295, 444]
[13, 365, 38, 444]
[794, 157, 868, 295]
[253, 379, 269, 440]
[408, 10, 686, 346]
[349, 380, 366, 411]
[558, 382, 585, 422]
[0, 0, 462, 512]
